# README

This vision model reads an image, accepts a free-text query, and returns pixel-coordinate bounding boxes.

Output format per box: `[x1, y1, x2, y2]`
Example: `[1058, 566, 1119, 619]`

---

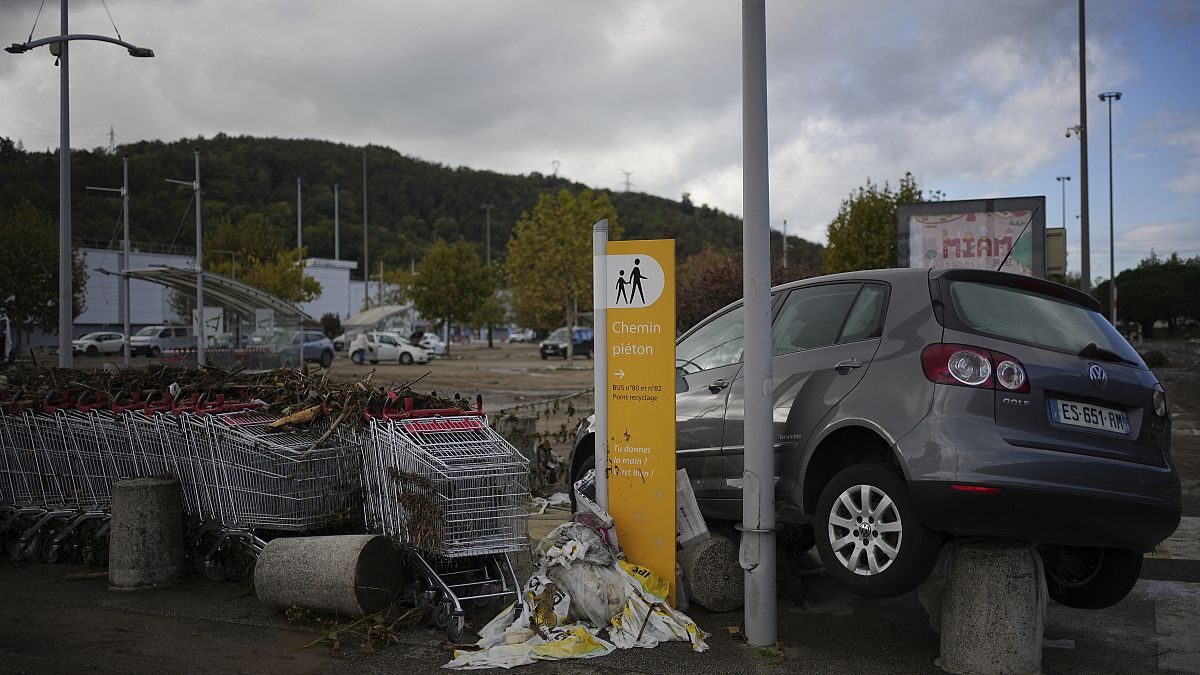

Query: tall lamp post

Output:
[1056, 176, 1071, 230]
[4, 0, 154, 367]
[1099, 91, 1122, 326]
[85, 154, 131, 366]
[481, 203, 495, 347]
[166, 149, 205, 366]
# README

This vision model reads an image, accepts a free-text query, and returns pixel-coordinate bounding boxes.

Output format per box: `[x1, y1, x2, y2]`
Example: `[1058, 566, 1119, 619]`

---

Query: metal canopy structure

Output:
[343, 304, 413, 328]
[112, 266, 312, 323]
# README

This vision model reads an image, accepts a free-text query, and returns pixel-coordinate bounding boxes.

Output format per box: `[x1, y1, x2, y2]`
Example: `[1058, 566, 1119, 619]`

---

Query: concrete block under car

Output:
[935, 541, 1046, 675]
[679, 535, 743, 613]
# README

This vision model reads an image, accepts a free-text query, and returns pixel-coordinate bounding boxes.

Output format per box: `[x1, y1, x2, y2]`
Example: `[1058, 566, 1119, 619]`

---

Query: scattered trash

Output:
[530, 492, 571, 515]
[445, 491, 708, 669]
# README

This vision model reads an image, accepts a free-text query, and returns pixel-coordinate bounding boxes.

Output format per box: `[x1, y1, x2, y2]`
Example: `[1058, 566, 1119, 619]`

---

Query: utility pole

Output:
[782, 219, 788, 268]
[363, 149, 369, 309]
[85, 155, 131, 366]
[621, 170, 633, 192]
[1056, 176, 1071, 231]
[334, 183, 340, 260]
[166, 149, 204, 365]
[378, 261, 384, 306]
[297, 177, 303, 257]
[481, 203, 495, 347]
[742, 0, 777, 647]
[1078, 0, 1092, 295]
[59, 0, 73, 367]
[1100, 91, 1122, 325]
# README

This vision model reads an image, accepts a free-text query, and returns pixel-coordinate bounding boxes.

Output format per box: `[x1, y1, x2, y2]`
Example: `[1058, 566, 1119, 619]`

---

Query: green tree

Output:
[823, 172, 938, 273]
[505, 189, 620, 348]
[0, 201, 88, 348]
[1103, 252, 1200, 337]
[409, 240, 495, 354]
[319, 312, 343, 339]
[202, 217, 321, 304]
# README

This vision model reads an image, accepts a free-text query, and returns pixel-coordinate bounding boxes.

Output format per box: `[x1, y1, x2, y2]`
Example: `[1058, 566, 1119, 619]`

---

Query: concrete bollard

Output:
[255, 535, 405, 618]
[936, 541, 1046, 675]
[679, 535, 744, 612]
[108, 476, 186, 590]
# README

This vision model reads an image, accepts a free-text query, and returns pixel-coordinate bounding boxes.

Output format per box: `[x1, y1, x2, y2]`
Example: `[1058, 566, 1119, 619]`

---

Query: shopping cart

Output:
[363, 394, 528, 642]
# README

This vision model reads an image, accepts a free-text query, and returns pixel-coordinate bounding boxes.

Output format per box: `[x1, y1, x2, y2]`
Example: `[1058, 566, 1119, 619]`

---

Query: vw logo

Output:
[1088, 363, 1108, 389]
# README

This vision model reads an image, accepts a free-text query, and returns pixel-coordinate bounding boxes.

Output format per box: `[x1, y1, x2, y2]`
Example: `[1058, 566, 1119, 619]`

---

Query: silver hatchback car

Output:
[570, 268, 1180, 608]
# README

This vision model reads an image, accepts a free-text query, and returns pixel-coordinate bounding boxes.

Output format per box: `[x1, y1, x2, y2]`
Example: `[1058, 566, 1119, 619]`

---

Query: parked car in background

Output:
[539, 327, 593, 359]
[419, 333, 446, 356]
[509, 328, 536, 343]
[570, 268, 1179, 609]
[364, 331, 431, 365]
[272, 329, 335, 368]
[130, 325, 193, 357]
[72, 331, 126, 357]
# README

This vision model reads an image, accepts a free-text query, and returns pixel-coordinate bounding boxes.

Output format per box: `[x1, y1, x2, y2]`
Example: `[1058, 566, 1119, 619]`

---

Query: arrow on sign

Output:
[614, 369, 626, 380]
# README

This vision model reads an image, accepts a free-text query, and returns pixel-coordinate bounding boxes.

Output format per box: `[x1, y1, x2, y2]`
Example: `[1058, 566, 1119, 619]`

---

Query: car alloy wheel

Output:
[86, 345, 98, 357]
[827, 483, 903, 576]
[400, 352, 414, 365]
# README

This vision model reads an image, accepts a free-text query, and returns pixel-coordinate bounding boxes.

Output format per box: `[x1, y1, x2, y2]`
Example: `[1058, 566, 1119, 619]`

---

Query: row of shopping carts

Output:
[0, 386, 529, 641]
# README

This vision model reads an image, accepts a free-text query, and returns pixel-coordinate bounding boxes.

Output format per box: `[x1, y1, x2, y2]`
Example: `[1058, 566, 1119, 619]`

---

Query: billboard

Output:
[897, 196, 1046, 278]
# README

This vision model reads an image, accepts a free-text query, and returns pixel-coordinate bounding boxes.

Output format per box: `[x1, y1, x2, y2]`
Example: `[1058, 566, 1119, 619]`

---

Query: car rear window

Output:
[948, 281, 1141, 364]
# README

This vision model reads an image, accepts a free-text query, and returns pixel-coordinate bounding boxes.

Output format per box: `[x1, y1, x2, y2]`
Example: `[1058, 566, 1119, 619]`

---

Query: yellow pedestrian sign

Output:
[605, 238, 676, 604]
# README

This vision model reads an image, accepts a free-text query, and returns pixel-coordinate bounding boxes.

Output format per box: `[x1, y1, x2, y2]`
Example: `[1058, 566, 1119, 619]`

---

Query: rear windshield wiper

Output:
[1078, 342, 1138, 366]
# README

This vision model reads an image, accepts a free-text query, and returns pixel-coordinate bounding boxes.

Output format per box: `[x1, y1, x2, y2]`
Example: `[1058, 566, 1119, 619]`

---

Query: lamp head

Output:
[127, 46, 154, 58]
[5, 43, 28, 54]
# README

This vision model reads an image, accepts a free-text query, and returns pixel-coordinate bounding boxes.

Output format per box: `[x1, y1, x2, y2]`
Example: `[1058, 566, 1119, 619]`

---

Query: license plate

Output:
[1049, 398, 1130, 436]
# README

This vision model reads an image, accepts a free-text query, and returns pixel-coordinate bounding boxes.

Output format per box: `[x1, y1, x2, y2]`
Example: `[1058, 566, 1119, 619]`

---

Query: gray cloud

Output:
[0, 0, 1191, 250]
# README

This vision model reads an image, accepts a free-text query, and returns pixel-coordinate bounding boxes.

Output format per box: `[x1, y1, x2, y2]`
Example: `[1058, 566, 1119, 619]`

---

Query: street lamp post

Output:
[4, 0, 154, 367]
[85, 154, 131, 366]
[166, 149, 204, 366]
[1099, 91, 1122, 326]
[481, 203, 495, 347]
[1056, 176, 1071, 230]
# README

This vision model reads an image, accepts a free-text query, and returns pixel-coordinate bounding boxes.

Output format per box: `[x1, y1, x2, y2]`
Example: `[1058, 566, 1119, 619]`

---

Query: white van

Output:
[130, 325, 194, 357]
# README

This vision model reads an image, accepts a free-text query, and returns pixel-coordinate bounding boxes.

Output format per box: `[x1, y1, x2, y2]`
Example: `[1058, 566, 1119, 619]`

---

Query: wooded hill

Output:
[0, 135, 822, 276]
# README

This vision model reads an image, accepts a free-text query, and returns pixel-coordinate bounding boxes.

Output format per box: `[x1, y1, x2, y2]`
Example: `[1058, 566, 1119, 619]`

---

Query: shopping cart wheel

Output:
[432, 601, 451, 629]
[446, 611, 466, 644]
[7, 540, 25, 561]
[43, 544, 61, 565]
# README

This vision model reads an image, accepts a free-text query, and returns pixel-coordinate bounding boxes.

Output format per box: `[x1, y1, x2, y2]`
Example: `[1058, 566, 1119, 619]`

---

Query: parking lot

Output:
[3, 339, 1198, 673]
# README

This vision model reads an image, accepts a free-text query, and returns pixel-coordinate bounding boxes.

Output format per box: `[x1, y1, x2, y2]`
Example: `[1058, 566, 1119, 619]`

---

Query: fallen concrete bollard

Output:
[936, 541, 1046, 675]
[108, 476, 186, 590]
[679, 535, 743, 612]
[255, 534, 405, 618]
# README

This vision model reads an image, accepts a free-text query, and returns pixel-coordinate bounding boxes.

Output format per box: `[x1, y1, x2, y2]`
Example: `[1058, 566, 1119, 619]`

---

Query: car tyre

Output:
[814, 463, 941, 598]
[319, 350, 333, 368]
[1040, 545, 1142, 610]
[400, 352, 414, 365]
[85, 345, 98, 357]
[540, 353, 548, 360]
[150, 346, 161, 358]
[568, 449, 593, 513]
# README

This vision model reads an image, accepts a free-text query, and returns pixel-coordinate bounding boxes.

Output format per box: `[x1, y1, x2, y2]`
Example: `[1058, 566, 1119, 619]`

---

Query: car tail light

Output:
[1152, 386, 1168, 418]
[921, 343, 1030, 394]
[991, 349, 1030, 393]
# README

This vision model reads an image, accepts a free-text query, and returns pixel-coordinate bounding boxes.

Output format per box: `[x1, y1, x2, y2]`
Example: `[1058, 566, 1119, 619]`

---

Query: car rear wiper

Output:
[1078, 342, 1138, 366]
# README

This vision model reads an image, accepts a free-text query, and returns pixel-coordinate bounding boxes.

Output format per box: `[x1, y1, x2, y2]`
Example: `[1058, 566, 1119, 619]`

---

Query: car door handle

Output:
[834, 358, 863, 373]
[708, 378, 730, 393]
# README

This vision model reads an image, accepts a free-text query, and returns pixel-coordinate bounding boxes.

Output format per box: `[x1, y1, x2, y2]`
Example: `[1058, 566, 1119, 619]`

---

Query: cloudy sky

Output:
[1, 0, 1197, 279]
